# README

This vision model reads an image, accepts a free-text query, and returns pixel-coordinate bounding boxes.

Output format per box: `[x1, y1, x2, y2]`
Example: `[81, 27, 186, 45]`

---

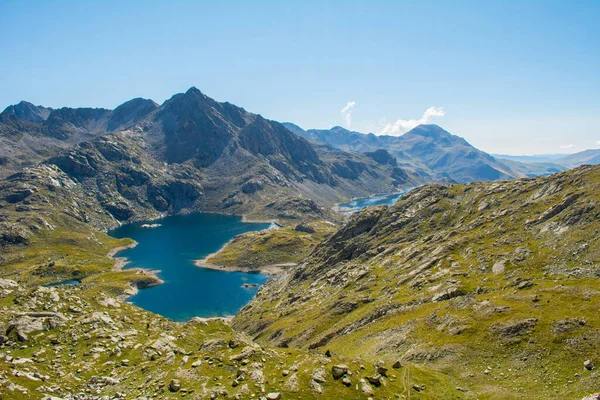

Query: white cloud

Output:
[379, 106, 445, 136]
[560, 144, 575, 150]
[597, 140, 600, 146]
[340, 101, 356, 128]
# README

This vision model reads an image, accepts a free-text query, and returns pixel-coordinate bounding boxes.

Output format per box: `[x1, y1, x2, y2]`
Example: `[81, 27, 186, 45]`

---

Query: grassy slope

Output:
[234, 165, 600, 399]
[0, 281, 472, 399]
[207, 221, 337, 269]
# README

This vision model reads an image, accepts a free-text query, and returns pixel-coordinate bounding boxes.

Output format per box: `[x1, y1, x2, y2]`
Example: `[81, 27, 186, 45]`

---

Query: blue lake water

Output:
[108, 213, 271, 322]
[338, 189, 411, 213]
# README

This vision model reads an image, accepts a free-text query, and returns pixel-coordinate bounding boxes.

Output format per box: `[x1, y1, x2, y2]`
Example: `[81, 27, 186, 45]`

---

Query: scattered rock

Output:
[492, 260, 506, 274]
[230, 345, 255, 361]
[169, 378, 181, 392]
[266, 393, 281, 400]
[360, 378, 374, 395]
[249, 368, 264, 384]
[201, 338, 227, 351]
[310, 380, 323, 394]
[312, 368, 327, 383]
[366, 374, 382, 387]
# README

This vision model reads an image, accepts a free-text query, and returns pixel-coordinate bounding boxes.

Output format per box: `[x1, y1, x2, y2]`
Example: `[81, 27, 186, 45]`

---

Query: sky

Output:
[1, 0, 599, 155]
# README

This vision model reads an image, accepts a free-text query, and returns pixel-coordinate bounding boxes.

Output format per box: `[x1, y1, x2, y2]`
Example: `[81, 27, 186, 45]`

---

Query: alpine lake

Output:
[108, 191, 408, 321]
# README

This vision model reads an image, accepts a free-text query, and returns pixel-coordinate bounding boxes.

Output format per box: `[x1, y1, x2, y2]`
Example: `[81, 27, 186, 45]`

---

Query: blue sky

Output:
[1, 0, 598, 154]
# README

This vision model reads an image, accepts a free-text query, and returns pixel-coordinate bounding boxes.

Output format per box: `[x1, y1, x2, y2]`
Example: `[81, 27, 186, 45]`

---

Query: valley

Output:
[0, 89, 599, 400]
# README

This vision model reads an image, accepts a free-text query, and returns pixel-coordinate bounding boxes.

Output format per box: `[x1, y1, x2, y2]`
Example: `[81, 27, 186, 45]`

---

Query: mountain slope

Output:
[234, 165, 600, 399]
[283, 123, 534, 183]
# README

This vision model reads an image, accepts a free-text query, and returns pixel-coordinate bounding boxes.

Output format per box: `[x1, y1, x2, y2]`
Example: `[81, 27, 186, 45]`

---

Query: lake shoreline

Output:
[106, 212, 274, 319]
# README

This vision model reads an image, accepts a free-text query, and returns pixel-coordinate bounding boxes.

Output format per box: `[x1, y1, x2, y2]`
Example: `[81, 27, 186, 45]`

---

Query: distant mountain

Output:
[555, 148, 600, 167]
[1, 101, 53, 122]
[283, 123, 528, 183]
[492, 153, 567, 163]
[494, 149, 600, 172]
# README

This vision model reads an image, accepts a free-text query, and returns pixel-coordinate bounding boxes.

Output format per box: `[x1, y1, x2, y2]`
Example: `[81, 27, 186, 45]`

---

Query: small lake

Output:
[108, 213, 271, 322]
[338, 189, 411, 213]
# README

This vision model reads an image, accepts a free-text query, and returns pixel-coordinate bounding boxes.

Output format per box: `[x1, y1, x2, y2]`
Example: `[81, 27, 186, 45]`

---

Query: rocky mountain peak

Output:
[107, 97, 158, 131]
[1, 100, 53, 123]
[404, 124, 452, 139]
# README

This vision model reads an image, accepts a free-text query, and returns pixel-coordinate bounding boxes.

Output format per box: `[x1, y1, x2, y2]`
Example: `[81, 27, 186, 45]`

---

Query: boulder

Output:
[230, 345, 255, 361]
[249, 369, 264, 384]
[169, 379, 181, 392]
[584, 360, 595, 371]
[492, 260, 506, 274]
[312, 368, 327, 383]
[366, 374, 382, 387]
[331, 364, 349, 379]
[200, 338, 227, 351]
[295, 224, 315, 234]
[310, 380, 323, 394]
[360, 378, 374, 395]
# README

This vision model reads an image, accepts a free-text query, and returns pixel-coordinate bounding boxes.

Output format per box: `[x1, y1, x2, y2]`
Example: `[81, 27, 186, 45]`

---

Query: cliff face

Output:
[234, 165, 600, 399]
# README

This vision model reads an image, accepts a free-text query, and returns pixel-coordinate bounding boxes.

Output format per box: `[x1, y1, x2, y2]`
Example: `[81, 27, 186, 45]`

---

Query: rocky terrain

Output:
[283, 123, 561, 182]
[235, 165, 600, 399]
[1, 277, 476, 400]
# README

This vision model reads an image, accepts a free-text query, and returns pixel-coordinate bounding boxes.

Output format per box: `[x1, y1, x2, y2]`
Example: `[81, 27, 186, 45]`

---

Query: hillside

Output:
[234, 165, 600, 399]
[283, 123, 536, 183]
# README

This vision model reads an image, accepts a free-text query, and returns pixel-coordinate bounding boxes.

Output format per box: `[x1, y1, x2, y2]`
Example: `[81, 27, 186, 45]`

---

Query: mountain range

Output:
[282, 123, 564, 183]
[0, 88, 419, 249]
[494, 150, 600, 169]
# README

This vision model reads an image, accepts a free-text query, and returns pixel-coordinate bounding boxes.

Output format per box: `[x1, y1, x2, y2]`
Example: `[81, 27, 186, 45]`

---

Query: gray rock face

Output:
[0, 278, 19, 298]
[7, 312, 66, 341]
[491, 318, 538, 340]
